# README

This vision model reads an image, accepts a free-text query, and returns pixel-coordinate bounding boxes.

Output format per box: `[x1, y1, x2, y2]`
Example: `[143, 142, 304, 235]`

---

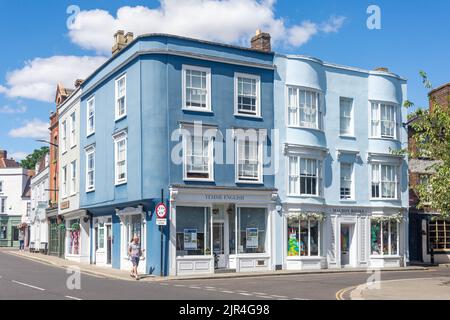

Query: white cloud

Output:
[0, 105, 27, 114]
[1, 55, 107, 103]
[68, 1, 346, 54]
[8, 118, 49, 140]
[9, 152, 28, 161]
[0, 85, 6, 93]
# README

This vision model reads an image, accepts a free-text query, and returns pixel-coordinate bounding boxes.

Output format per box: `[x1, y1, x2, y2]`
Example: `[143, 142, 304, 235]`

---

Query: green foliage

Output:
[19, 147, 49, 170]
[406, 72, 450, 218]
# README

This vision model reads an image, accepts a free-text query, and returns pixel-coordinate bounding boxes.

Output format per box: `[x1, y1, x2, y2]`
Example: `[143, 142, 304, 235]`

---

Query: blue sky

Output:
[0, 0, 448, 160]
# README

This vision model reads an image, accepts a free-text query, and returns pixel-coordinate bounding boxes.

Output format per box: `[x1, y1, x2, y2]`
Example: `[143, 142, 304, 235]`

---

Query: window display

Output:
[176, 206, 211, 256]
[67, 219, 80, 255]
[371, 219, 399, 255]
[428, 220, 450, 251]
[287, 214, 321, 257]
[238, 208, 266, 254]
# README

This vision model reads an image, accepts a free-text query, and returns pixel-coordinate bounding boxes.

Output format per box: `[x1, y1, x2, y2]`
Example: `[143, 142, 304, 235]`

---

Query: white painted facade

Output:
[29, 155, 50, 252]
[58, 88, 90, 264]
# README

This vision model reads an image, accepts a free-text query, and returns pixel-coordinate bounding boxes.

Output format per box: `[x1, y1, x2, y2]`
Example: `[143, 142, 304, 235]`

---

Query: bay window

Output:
[115, 75, 126, 120]
[235, 73, 260, 117]
[176, 206, 211, 256]
[289, 157, 323, 197]
[287, 87, 322, 129]
[182, 65, 211, 111]
[371, 219, 398, 255]
[236, 136, 262, 183]
[371, 102, 399, 139]
[114, 133, 127, 185]
[371, 164, 398, 199]
[287, 215, 320, 257]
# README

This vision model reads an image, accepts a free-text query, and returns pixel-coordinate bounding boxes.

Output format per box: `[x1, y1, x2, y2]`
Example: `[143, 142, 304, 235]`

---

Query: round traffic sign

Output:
[155, 203, 167, 219]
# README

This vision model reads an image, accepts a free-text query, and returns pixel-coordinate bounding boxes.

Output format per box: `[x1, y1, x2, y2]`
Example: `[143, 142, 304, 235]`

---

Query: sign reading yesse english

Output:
[205, 194, 245, 201]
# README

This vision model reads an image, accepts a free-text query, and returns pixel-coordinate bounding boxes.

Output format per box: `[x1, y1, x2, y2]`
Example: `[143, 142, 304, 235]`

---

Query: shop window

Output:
[238, 208, 266, 254]
[287, 215, 320, 257]
[13, 227, 19, 241]
[67, 219, 80, 255]
[0, 226, 6, 239]
[428, 220, 450, 251]
[176, 206, 211, 256]
[371, 219, 398, 255]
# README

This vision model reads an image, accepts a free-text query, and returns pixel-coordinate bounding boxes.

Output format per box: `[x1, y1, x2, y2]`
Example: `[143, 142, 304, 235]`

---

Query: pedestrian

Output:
[128, 235, 142, 280]
[18, 230, 25, 251]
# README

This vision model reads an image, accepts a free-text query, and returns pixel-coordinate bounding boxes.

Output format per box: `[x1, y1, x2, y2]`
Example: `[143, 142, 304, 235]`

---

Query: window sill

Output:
[287, 194, 325, 200]
[369, 137, 400, 143]
[370, 198, 400, 201]
[115, 181, 127, 187]
[233, 113, 262, 120]
[115, 115, 127, 122]
[70, 144, 77, 150]
[86, 188, 95, 193]
[339, 135, 356, 140]
[287, 126, 323, 133]
[86, 132, 95, 138]
[183, 178, 214, 183]
[339, 199, 357, 203]
[369, 255, 401, 259]
[236, 180, 264, 185]
[182, 107, 213, 114]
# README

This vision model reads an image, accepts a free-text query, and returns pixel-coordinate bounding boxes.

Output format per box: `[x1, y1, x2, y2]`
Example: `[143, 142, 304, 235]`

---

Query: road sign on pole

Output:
[156, 203, 167, 226]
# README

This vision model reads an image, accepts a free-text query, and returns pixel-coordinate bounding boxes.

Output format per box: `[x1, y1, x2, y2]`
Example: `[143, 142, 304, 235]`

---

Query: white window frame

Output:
[61, 120, 67, 154]
[182, 128, 215, 182]
[235, 135, 264, 184]
[287, 217, 322, 257]
[62, 165, 68, 199]
[113, 132, 128, 186]
[234, 73, 261, 118]
[371, 219, 400, 256]
[70, 160, 76, 196]
[286, 86, 322, 130]
[288, 156, 323, 197]
[85, 147, 95, 192]
[0, 181, 3, 194]
[370, 101, 399, 140]
[182, 65, 212, 112]
[87, 97, 95, 136]
[69, 112, 76, 148]
[339, 97, 354, 136]
[370, 163, 399, 200]
[115, 74, 127, 121]
[340, 162, 354, 200]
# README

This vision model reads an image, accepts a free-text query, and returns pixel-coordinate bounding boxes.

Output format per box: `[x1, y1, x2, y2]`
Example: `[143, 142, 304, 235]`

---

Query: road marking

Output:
[173, 284, 186, 287]
[204, 286, 216, 289]
[271, 295, 288, 298]
[252, 292, 267, 295]
[220, 290, 235, 294]
[189, 286, 202, 289]
[65, 296, 82, 300]
[159, 283, 169, 286]
[256, 295, 271, 299]
[238, 292, 253, 296]
[11, 280, 45, 291]
[293, 298, 309, 300]
[205, 288, 217, 291]
[336, 286, 356, 300]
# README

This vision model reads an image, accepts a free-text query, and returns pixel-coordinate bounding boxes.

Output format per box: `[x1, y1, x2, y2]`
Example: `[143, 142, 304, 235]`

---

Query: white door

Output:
[95, 220, 112, 267]
[121, 214, 146, 275]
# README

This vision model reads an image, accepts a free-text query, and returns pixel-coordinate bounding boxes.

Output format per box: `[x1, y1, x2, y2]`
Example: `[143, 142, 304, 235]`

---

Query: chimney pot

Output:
[125, 32, 134, 44]
[74, 79, 84, 88]
[251, 30, 271, 53]
[112, 30, 127, 55]
[375, 67, 389, 72]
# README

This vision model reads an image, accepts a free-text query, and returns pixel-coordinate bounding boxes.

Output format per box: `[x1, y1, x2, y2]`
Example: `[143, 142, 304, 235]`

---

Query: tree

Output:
[20, 147, 50, 170]
[405, 72, 450, 219]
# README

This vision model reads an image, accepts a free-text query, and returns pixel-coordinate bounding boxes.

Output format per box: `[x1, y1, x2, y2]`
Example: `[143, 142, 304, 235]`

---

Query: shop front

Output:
[48, 212, 65, 257]
[169, 186, 277, 276]
[0, 215, 21, 248]
[64, 210, 90, 264]
[282, 205, 407, 270]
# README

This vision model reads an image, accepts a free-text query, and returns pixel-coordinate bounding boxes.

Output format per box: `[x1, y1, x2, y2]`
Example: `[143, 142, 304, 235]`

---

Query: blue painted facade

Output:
[274, 54, 409, 269]
[79, 34, 275, 275]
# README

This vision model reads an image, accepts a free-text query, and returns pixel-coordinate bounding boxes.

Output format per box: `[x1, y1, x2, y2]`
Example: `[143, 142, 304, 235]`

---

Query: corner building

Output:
[79, 32, 276, 276]
[273, 55, 409, 270]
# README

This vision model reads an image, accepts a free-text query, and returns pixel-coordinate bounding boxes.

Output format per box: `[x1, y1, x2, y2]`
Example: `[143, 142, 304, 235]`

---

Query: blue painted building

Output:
[273, 55, 409, 270]
[79, 31, 278, 276]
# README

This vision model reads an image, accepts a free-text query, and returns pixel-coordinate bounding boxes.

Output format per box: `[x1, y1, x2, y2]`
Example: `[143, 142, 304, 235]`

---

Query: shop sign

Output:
[246, 228, 259, 248]
[331, 207, 369, 214]
[183, 229, 198, 250]
[205, 194, 245, 201]
[60, 201, 70, 210]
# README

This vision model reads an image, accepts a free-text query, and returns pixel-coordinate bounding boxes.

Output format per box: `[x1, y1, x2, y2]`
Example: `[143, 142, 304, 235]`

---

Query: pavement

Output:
[2, 248, 450, 300]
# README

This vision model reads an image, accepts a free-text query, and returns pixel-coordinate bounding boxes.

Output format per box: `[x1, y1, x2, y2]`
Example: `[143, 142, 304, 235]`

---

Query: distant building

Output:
[0, 150, 31, 248]
[409, 83, 450, 264]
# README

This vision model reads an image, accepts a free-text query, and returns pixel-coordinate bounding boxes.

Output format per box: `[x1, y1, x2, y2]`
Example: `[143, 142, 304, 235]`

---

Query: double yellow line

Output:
[335, 286, 356, 300]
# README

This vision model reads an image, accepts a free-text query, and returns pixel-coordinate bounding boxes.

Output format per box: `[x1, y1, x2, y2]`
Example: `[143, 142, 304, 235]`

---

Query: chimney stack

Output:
[112, 30, 134, 55]
[375, 67, 389, 72]
[0, 150, 6, 160]
[74, 79, 84, 88]
[251, 29, 271, 52]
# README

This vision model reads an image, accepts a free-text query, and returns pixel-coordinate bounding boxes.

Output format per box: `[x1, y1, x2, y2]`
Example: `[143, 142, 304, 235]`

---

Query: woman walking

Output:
[128, 236, 142, 280]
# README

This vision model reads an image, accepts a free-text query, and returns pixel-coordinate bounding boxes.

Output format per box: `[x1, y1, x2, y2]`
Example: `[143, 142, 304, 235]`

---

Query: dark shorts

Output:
[131, 256, 140, 267]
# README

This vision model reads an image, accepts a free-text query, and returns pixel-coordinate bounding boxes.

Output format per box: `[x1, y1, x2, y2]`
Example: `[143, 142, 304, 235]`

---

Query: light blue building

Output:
[79, 31, 278, 276]
[273, 55, 409, 270]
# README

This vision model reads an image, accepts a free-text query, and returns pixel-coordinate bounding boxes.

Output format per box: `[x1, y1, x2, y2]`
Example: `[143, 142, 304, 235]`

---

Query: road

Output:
[1, 250, 449, 300]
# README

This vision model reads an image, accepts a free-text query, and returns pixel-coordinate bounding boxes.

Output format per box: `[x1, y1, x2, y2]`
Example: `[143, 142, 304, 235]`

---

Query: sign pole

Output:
[160, 189, 164, 277]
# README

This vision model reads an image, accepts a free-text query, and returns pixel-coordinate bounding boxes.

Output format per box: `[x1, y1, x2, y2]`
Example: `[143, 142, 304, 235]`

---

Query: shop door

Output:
[213, 222, 226, 269]
[341, 225, 351, 266]
[106, 224, 112, 265]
